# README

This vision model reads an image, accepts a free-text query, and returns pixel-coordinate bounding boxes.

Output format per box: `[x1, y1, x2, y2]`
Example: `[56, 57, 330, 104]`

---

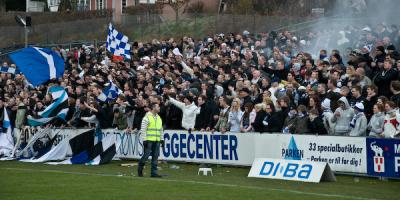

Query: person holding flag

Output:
[0, 107, 14, 158]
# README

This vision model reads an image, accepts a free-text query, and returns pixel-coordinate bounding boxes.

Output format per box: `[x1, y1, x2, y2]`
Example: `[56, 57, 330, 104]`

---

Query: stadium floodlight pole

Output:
[15, 15, 29, 47]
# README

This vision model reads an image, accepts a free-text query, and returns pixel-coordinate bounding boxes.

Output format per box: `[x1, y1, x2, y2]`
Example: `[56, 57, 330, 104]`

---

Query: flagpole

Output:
[24, 26, 28, 48]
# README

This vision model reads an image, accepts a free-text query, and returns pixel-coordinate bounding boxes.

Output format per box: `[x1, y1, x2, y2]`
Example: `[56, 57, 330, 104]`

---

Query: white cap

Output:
[321, 98, 331, 109]
[354, 102, 364, 112]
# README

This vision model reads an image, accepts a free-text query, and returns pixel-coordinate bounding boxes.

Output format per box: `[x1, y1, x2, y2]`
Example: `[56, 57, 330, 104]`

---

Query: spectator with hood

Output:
[321, 98, 335, 135]
[331, 97, 355, 136]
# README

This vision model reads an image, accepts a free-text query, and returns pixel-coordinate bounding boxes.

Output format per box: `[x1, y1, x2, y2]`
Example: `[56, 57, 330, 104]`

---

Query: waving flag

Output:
[106, 23, 131, 59]
[97, 81, 122, 103]
[28, 86, 69, 126]
[9, 47, 64, 87]
[0, 108, 14, 157]
[47, 130, 118, 165]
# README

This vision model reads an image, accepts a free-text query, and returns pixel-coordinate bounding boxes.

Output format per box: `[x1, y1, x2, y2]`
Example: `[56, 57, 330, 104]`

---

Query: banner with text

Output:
[255, 135, 367, 173]
[42, 129, 371, 173]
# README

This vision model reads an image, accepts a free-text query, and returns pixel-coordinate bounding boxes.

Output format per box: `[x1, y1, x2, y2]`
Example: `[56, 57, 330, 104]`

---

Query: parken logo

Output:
[282, 136, 303, 160]
[259, 161, 312, 179]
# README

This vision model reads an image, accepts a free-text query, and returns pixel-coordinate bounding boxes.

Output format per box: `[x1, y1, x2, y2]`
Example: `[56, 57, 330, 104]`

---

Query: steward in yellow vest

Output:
[138, 103, 164, 178]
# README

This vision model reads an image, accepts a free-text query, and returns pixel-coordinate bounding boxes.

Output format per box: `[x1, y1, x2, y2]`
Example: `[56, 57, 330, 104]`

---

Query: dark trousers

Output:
[138, 141, 160, 176]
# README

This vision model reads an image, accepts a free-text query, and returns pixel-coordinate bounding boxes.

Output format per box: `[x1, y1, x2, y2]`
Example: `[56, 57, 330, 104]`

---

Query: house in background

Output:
[23, 0, 222, 23]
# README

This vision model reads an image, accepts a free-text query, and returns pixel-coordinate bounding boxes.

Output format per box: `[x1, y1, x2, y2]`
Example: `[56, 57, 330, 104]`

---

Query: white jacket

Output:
[383, 110, 400, 138]
[169, 97, 201, 130]
[322, 110, 335, 135]
[228, 110, 244, 132]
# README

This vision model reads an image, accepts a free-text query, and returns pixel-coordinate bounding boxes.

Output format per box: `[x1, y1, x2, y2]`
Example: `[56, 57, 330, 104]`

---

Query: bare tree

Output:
[168, 0, 189, 22]
[0, 0, 6, 12]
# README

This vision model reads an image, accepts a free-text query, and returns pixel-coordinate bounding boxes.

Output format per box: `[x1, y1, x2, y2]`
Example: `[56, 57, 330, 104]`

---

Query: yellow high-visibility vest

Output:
[146, 113, 162, 142]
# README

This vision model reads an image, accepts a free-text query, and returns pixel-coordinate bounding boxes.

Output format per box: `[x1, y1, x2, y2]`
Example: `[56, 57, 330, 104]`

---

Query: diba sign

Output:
[248, 158, 336, 183]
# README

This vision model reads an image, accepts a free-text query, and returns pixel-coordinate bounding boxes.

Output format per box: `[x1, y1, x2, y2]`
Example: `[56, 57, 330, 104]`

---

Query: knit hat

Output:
[387, 45, 396, 51]
[321, 98, 331, 109]
[354, 102, 364, 112]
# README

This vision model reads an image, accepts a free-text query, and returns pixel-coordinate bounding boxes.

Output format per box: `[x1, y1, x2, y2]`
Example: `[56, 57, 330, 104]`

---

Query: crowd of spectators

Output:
[1, 22, 400, 138]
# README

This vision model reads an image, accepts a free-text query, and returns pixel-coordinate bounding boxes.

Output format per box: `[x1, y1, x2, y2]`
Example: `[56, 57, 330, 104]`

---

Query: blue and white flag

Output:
[47, 132, 118, 165]
[9, 47, 65, 87]
[28, 86, 69, 126]
[97, 81, 122, 103]
[0, 107, 14, 157]
[106, 23, 131, 59]
[0, 66, 20, 75]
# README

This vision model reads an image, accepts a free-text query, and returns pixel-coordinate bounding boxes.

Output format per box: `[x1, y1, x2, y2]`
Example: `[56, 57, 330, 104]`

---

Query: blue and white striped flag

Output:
[28, 86, 69, 126]
[97, 81, 122, 103]
[106, 23, 131, 59]
[9, 47, 64, 87]
[0, 107, 14, 157]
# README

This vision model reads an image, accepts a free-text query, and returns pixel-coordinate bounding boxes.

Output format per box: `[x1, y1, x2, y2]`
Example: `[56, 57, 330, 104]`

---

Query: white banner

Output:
[255, 134, 367, 173]
[42, 129, 367, 173]
[248, 158, 336, 183]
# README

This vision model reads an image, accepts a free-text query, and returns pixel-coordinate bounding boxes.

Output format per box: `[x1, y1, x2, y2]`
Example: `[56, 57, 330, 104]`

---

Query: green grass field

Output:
[0, 161, 398, 200]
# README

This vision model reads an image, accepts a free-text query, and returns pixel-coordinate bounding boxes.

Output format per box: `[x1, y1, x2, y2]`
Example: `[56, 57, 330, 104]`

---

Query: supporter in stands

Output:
[364, 85, 378, 121]
[308, 109, 327, 135]
[227, 98, 243, 132]
[390, 80, 400, 108]
[214, 96, 230, 133]
[240, 103, 255, 133]
[331, 97, 354, 136]
[383, 101, 400, 138]
[367, 104, 385, 137]
[349, 103, 368, 136]
[321, 98, 335, 135]
[166, 95, 200, 132]
[374, 59, 398, 97]
[262, 103, 282, 133]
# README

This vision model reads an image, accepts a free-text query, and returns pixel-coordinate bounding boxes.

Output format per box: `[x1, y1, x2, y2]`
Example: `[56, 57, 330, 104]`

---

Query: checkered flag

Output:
[106, 23, 131, 59]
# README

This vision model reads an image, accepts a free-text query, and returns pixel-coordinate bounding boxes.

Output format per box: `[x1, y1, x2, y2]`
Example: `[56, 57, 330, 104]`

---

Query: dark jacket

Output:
[195, 101, 216, 130]
[391, 93, 400, 108]
[165, 104, 183, 130]
[263, 112, 283, 133]
[252, 110, 266, 133]
[309, 116, 328, 135]
[374, 68, 398, 97]
[364, 95, 377, 121]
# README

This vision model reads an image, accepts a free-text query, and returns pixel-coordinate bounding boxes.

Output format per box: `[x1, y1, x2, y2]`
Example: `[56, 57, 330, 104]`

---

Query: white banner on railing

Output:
[254, 134, 367, 173]
[38, 129, 367, 173]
